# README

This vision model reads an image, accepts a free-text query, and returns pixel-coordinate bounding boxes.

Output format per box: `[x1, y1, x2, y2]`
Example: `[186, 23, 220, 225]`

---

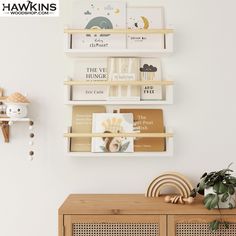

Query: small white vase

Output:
[205, 187, 236, 209]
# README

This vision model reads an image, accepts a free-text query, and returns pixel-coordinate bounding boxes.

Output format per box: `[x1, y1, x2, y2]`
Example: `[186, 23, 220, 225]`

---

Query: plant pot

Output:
[205, 187, 236, 209]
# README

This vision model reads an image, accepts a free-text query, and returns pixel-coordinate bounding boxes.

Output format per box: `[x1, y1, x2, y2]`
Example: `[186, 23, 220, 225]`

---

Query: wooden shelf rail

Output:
[64, 132, 173, 138]
[64, 80, 174, 86]
[64, 28, 174, 35]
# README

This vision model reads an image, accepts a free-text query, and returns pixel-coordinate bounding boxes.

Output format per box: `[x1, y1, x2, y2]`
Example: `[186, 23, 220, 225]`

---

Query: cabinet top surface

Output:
[59, 194, 236, 215]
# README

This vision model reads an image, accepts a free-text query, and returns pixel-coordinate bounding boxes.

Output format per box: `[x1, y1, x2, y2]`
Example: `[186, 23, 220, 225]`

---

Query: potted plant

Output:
[191, 163, 236, 231]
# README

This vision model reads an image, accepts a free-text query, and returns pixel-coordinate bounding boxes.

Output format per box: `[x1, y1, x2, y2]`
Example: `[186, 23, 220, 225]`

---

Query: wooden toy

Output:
[164, 195, 194, 204]
[146, 172, 193, 198]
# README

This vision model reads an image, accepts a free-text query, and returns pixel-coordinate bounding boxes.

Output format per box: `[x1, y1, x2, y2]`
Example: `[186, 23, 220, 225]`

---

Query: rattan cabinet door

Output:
[168, 215, 236, 236]
[64, 215, 166, 236]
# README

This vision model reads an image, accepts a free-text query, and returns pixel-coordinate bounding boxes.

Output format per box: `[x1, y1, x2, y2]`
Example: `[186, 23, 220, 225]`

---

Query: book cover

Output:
[127, 7, 165, 49]
[140, 58, 162, 100]
[71, 1, 126, 49]
[120, 109, 165, 152]
[71, 106, 106, 152]
[92, 113, 134, 153]
[72, 58, 108, 101]
[107, 57, 140, 100]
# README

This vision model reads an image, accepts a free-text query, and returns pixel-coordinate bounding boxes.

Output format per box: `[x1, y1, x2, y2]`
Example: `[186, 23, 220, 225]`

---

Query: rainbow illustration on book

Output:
[71, 1, 126, 49]
[92, 113, 134, 153]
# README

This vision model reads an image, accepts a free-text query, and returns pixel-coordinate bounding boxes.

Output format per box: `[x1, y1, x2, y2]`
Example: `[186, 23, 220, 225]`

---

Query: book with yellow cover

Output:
[120, 109, 165, 152]
[71, 106, 106, 152]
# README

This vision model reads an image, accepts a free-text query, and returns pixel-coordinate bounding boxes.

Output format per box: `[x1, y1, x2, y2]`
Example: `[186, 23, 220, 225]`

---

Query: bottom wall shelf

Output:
[65, 127, 173, 157]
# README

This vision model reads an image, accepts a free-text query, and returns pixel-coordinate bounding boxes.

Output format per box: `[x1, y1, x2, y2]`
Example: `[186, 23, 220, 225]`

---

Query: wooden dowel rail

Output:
[64, 132, 173, 138]
[64, 28, 174, 34]
[64, 80, 174, 86]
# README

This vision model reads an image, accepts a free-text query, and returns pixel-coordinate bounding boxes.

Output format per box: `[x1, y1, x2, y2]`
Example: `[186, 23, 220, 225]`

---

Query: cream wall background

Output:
[1, 0, 236, 235]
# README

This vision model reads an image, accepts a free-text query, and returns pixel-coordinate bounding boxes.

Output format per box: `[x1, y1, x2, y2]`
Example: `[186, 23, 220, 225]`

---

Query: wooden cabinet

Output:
[59, 194, 236, 236]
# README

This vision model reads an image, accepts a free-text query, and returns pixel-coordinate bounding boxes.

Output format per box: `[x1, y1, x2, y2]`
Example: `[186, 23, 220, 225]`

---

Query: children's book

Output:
[71, 106, 106, 152]
[140, 58, 162, 100]
[71, 1, 126, 49]
[72, 58, 108, 101]
[127, 7, 165, 50]
[120, 109, 165, 152]
[107, 57, 140, 100]
[92, 113, 134, 153]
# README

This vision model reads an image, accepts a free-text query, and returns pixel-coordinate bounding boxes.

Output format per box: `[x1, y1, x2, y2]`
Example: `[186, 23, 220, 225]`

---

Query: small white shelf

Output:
[64, 28, 174, 57]
[0, 117, 30, 122]
[65, 49, 172, 58]
[64, 79, 174, 105]
[65, 127, 173, 157]
[65, 100, 172, 105]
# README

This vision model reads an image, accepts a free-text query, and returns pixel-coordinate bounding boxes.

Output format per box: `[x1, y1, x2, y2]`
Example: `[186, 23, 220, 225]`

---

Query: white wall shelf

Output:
[64, 27, 174, 57]
[64, 79, 174, 105]
[0, 118, 30, 122]
[65, 127, 173, 157]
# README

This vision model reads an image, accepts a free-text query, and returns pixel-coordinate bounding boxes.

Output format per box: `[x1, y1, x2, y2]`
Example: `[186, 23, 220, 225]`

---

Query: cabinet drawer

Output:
[64, 215, 166, 236]
[168, 215, 236, 236]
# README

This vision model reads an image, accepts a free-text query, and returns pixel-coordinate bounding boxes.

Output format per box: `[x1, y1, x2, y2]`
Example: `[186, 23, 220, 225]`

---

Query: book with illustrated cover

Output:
[120, 109, 165, 152]
[107, 57, 140, 100]
[140, 58, 162, 100]
[72, 58, 108, 101]
[71, 1, 126, 49]
[71, 106, 106, 152]
[92, 113, 134, 153]
[127, 7, 165, 49]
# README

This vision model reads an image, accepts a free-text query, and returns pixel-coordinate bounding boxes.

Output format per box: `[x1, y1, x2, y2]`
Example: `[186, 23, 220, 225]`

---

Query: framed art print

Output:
[127, 7, 165, 50]
[71, 1, 126, 50]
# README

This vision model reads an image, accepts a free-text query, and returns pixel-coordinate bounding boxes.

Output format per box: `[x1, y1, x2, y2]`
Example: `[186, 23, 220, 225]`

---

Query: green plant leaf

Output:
[223, 221, 229, 229]
[210, 194, 219, 209]
[229, 202, 234, 209]
[228, 185, 235, 195]
[209, 220, 220, 232]
[213, 182, 227, 194]
[120, 142, 130, 152]
[221, 192, 229, 202]
[204, 193, 218, 210]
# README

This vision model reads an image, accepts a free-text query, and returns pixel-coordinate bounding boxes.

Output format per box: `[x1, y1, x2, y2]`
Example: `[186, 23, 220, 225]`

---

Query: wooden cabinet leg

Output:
[1, 121, 9, 143]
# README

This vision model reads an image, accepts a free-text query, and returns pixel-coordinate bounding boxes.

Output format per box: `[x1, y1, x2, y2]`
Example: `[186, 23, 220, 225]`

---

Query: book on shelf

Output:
[72, 58, 108, 101]
[71, 106, 106, 152]
[107, 57, 140, 100]
[119, 108, 165, 152]
[140, 58, 162, 100]
[127, 7, 165, 50]
[92, 113, 134, 153]
[71, 1, 126, 50]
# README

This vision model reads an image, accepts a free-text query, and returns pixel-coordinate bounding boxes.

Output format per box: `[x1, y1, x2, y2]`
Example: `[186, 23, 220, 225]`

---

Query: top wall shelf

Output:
[64, 27, 174, 57]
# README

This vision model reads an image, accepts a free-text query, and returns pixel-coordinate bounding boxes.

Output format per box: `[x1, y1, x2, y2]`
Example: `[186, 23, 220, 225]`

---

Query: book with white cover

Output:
[140, 58, 162, 100]
[71, 1, 126, 49]
[127, 7, 165, 49]
[72, 58, 108, 100]
[92, 113, 134, 153]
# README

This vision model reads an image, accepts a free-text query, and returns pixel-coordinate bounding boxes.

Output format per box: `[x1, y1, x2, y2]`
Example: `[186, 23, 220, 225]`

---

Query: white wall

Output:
[1, 0, 236, 235]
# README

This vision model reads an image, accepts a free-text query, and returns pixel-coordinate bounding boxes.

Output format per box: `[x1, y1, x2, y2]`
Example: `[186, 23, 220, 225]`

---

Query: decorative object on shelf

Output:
[127, 7, 165, 49]
[72, 58, 108, 101]
[71, 106, 106, 152]
[0, 88, 7, 117]
[140, 58, 162, 100]
[71, 1, 126, 50]
[146, 172, 193, 198]
[119, 108, 165, 151]
[190, 163, 236, 232]
[164, 195, 194, 204]
[92, 113, 134, 153]
[5, 92, 30, 118]
[108, 57, 140, 101]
